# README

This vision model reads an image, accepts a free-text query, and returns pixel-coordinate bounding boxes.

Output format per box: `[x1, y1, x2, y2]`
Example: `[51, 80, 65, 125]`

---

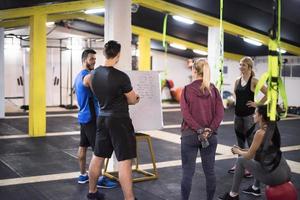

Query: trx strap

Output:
[162, 13, 169, 81]
[162, 13, 168, 51]
[254, 0, 288, 120]
[216, 0, 224, 91]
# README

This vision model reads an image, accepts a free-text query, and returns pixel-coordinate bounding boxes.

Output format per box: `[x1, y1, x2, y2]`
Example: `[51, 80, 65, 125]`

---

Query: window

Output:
[281, 65, 291, 77]
[223, 66, 228, 74]
[292, 65, 300, 77]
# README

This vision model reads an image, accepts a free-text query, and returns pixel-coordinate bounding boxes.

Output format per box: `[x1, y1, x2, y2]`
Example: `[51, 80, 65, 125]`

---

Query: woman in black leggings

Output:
[219, 105, 291, 200]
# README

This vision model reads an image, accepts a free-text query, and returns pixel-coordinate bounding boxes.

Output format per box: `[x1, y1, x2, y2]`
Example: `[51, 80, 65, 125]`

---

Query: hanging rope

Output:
[216, 0, 224, 91]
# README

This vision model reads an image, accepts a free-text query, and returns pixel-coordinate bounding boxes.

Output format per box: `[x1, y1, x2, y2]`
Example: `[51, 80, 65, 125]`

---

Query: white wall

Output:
[151, 50, 191, 89]
[4, 36, 300, 108]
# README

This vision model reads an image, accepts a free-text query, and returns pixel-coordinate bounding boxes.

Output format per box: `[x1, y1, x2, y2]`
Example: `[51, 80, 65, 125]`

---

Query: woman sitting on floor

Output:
[219, 104, 291, 200]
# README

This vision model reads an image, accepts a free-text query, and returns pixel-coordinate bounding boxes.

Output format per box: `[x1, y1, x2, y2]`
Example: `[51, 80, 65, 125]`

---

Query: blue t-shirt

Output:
[74, 69, 100, 124]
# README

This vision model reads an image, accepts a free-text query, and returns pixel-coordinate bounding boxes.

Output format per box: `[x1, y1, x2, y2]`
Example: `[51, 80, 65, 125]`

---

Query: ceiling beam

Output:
[0, 0, 104, 20]
[133, 0, 300, 56]
[0, 12, 243, 60]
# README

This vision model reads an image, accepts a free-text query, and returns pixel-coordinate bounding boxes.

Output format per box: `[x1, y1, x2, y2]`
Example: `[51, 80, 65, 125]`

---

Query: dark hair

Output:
[81, 48, 96, 63]
[257, 104, 281, 148]
[103, 40, 121, 59]
[257, 104, 270, 122]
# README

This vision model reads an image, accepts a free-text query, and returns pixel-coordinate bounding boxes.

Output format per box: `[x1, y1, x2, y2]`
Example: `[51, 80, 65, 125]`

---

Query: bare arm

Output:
[124, 90, 140, 105]
[233, 78, 239, 101]
[83, 73, 92, 88]
[247, 78, 267, 107]
[232, 129, 265, 160]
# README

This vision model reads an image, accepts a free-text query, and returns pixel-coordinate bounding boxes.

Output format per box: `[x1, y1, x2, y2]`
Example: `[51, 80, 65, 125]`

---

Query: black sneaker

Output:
[219, 192, 239, 200]
[242, 185, 261, 196]
[87, 191, 105, 200]
[228, 166, 236, 174]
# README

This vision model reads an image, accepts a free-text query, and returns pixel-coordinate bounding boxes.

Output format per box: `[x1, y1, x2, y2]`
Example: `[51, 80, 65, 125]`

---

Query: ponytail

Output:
[200, 60, 211, 94]
[193, 58, 211, 94]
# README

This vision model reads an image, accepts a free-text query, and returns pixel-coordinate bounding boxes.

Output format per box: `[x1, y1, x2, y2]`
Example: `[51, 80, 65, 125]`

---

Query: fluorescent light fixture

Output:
[243, 37, 262, 46]
[193, 49, 208, 55]
[84, 8, 105, 14]
[170, 43, 187, 50]
[46, 21, 55, 27]
[172, 15, 194, 25]
[277, 48, 286, 54]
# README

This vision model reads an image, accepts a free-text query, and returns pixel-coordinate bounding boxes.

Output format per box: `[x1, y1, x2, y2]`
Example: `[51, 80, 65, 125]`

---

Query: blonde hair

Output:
[240, 56, 255, 76]
[193, 58, 211, 94]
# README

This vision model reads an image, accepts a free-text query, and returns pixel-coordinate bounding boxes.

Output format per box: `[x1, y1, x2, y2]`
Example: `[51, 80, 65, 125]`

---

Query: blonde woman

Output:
[228, 57, 267, 191]
[180, 58, 224, 200]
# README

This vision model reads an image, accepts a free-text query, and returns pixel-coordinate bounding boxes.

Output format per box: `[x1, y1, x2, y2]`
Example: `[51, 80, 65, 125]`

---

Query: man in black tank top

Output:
[85, 41, 140, 200]
[228, 57, 267, 179]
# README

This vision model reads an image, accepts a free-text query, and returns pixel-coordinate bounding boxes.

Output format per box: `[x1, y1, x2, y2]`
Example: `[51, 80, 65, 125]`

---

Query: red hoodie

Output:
[180, 80, 224, 133]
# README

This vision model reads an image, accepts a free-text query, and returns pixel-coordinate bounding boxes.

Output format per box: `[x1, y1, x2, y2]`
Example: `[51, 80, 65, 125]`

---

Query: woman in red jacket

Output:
[180, 58, 224, 200]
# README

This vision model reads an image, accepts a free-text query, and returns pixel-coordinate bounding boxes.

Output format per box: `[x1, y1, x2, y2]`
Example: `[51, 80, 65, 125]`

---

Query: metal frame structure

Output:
[103, 133, 158, 183]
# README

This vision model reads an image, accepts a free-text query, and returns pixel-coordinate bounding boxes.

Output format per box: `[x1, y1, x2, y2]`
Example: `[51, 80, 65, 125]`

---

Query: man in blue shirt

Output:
[74, 49, 117, 189]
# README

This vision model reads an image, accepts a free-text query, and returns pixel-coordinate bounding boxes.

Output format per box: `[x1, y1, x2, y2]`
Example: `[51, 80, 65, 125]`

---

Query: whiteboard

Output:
[125, 71, 163, 131]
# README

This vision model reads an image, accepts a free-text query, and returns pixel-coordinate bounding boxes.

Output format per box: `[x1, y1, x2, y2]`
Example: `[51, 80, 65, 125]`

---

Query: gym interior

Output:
[0, 0, 299, 200]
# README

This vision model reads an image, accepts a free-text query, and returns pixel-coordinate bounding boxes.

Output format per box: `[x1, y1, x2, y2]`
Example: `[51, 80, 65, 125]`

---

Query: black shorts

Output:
[94, 116, 136, 161]
[80, 119, 96, 151]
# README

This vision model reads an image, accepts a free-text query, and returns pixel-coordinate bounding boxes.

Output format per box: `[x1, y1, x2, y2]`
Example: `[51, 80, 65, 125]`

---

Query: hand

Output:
[204, 128, 212, 133]
[202, 130, 211, 140]
[246, 101, 256, 108]
[231, 146, 240, 155]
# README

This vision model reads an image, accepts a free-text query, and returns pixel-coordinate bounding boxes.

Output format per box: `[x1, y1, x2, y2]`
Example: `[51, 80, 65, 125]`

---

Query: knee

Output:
[236, 157, 247, 167]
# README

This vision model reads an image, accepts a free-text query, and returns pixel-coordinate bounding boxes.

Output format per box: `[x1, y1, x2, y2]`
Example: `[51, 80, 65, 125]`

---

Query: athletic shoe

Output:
[242, 185, 261, 196]
[218, 193, 239, 200]
[228, 165, 236, 174]
[87, 191, 105, 200]
[78, 174, 89, 184]
[97, 176, 118, 189]
[244, 170, 253, 178]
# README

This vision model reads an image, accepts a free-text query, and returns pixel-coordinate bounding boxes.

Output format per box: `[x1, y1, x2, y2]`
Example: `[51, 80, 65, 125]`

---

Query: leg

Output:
[231, 157, 263, 193]
[181, 134, 199, 200]
[243, 115, 256, 148]
[78, 146, 88, 174]
[234, 115, 246, 149]
[88, 155, 105, 193]
[118, 159, 135, 200]
[200, 134, 217, 200]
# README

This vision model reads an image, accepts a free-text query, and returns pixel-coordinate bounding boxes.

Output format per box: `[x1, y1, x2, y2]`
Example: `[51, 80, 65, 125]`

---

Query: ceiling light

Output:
[172, 15, 194, 25]
[277, 48, 286, 54]
[84, 8, 105, 14]
[193, 49, 208, 55]
[46, 22, 55, 27]
[170, 43, 187, 50]
[243, 37, 262, 46]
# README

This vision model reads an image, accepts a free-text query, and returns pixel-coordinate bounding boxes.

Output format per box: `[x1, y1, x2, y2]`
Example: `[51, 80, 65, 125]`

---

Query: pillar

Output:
[28, 14, 47, 137]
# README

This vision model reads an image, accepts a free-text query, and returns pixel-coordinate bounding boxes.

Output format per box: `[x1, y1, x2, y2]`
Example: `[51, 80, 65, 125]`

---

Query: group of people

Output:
[180, 57, 292, 200]
[74, 41, 139, 200]
[74, 40, 292, 200]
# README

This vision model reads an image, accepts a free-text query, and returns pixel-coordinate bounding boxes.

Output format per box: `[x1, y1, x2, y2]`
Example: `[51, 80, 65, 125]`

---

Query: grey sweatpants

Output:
[234, 115, 256, 149]
[181, 131, 218, 200]
[231, 156, 291, 193]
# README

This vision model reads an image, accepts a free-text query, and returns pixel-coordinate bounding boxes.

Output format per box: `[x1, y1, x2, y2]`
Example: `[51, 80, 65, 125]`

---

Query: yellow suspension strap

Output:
[255, 0, 288, 120]
[161, 13, 169, 87]
[216, 0, 224, 91]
